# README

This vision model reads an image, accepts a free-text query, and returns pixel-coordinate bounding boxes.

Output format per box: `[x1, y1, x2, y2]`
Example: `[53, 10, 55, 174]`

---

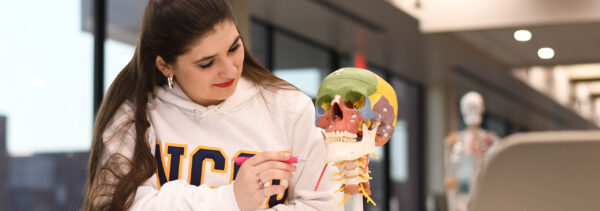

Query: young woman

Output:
[84, 0, 341, 210]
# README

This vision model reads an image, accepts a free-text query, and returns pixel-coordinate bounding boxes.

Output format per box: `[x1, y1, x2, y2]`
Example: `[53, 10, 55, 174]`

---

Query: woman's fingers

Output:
[261, 185, 287, 197]
[257, 169, 294, 184]
[253, 160, 296, 175]
[244, 151, 290, 166]
[232, 151, 295, 210]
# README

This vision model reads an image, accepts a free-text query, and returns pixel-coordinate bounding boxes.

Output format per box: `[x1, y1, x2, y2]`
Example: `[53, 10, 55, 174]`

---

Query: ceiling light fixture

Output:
[538, 47, 555, 60]
[514, 29, 532, 42]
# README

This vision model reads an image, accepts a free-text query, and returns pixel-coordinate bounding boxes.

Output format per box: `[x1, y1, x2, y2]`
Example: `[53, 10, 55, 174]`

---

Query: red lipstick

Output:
[214, 79, 234, 88]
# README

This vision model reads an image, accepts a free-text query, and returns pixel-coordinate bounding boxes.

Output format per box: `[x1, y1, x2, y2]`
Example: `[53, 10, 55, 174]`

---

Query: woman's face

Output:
[157, 20, 244, 106]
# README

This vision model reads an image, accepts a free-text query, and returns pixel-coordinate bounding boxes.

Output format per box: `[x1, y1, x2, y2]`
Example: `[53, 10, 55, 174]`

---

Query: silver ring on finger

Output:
[257, 176, 264, 187]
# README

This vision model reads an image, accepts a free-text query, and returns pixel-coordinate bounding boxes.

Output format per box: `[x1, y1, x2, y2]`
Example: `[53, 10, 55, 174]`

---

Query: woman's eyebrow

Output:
[229, 36, 240, 48]
[193, 36, 241, 64]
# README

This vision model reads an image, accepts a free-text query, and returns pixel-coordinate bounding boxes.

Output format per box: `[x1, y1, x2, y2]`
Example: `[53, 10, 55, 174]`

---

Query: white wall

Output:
[388, 0, 600, 32]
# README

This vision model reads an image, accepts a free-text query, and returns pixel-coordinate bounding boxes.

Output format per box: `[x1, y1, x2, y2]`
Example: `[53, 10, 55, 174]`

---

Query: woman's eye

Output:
[228, 44, 240, 52]
[199, 61, 213, 69]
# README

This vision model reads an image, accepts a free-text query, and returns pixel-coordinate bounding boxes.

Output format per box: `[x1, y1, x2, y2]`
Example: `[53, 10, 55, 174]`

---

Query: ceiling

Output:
[452, 22, 600, 67]
[388, 0, 600, 68]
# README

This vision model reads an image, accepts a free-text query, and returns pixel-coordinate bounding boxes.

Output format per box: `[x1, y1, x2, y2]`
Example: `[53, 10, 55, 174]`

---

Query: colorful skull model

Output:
[315, 67, 398, 205]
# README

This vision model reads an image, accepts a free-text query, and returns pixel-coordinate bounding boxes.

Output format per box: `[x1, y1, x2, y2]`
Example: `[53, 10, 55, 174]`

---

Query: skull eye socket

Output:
[321, 103, 331, 112]
[352, 96, 366, 109]
[345, 101, 353, 108]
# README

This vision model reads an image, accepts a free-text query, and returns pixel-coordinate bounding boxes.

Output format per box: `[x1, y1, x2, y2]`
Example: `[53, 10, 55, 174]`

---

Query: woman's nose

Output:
[220, 61, 237, 79]
[220, 58, 237, 78]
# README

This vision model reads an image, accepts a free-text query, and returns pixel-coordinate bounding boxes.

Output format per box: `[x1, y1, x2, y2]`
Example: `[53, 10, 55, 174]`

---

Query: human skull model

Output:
[460, 91, 484, 127]
[315, 67, 398, 203]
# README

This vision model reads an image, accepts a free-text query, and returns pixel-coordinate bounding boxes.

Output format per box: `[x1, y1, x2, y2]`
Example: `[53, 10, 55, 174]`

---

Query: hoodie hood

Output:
[155, 77, 260, 119]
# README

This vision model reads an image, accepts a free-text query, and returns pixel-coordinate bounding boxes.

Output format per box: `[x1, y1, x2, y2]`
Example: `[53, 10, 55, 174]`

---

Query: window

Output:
[388, 76, 424, 211]
[0, 1, 94, 209]
[104, 40, 135, 93]
[360, 66, 424, 211]
[390, 121, 409, 182]
[272, 32, 331, 99]
[249, 21, 269, 68]
[273, 69, 322, 98]
[0, 0, 93, 154]
[104, 0, 139, 93]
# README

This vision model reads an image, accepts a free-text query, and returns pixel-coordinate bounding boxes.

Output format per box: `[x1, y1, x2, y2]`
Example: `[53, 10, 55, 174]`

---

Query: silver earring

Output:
[167, 76, 174, 89]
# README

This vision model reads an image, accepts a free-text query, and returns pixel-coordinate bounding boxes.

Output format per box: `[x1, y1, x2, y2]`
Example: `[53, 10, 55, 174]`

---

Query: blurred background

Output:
[1, 0, 599, 210]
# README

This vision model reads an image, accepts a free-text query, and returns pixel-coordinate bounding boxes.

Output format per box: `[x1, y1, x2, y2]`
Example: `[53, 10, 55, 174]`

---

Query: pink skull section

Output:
[317, 96, 364, 135]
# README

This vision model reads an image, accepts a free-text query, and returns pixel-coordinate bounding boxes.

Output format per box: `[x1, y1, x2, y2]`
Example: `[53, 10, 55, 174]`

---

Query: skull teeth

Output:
[325, 131, 357, 144]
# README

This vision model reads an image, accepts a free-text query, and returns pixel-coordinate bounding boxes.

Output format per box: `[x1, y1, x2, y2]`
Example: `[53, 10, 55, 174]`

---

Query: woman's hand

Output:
[233, 151, 296, 211]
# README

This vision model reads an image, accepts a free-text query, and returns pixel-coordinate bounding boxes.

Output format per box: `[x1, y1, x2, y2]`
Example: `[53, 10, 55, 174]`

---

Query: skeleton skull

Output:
[460, 91, 484, 127]
[315, 67, 398, 163]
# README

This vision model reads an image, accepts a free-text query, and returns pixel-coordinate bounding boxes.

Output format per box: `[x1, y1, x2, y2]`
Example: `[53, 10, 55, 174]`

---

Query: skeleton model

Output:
[313, 67, 398, 207]
[444, 91, 499, 211]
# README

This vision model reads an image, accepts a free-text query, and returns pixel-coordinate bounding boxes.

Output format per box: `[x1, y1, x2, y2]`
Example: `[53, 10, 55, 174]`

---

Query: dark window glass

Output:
[104, 0, 139, 93]
[272, 32, 330, 98]
[250, 21, 269, 68]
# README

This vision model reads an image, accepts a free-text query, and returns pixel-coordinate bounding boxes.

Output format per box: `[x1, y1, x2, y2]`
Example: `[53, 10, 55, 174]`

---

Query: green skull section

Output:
[316, 68, 377, 107]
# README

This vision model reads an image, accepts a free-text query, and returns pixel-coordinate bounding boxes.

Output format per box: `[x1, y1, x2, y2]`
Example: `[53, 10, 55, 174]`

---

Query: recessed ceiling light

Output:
[538, 47, 555, 59]
[514, 30, 532, 42]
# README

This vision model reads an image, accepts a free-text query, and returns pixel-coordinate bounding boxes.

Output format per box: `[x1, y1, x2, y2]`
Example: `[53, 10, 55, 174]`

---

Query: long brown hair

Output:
[84, 0, 294, 210]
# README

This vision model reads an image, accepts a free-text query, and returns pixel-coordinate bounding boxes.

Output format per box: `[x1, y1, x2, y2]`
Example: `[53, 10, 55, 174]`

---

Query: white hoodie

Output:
[99, 77, 343, 210]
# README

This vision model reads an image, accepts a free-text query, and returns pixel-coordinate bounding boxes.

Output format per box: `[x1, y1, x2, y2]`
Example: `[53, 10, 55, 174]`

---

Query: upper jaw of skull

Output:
[324, 119, 381, 162]
[325, 131, 357, 144]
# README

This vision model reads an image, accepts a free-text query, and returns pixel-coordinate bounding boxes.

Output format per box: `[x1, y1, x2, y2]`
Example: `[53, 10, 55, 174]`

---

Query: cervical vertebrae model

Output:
[444, 91, 499, 211]
[315, 67, 398, 206]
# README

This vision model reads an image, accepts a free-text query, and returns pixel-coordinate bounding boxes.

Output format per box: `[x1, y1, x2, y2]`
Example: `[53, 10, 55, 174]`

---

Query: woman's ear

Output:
[156, 56, 173, 77]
